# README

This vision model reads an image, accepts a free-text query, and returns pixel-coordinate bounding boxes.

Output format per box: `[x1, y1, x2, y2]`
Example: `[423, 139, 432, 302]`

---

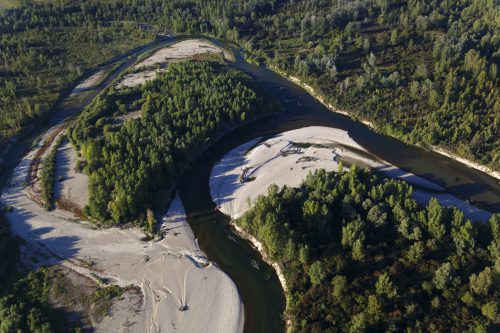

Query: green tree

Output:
[433, 262, 452, 290]
[375, 273, 397, 299]
[146, 208, 156, 235]
[331, 275, 348, 299]
[481, 302, 497, 321]
[309, 261, 326, 286]
[405, 241, 424, 263]
[425, 198, 446, 240]
[469, 267, 494, 296]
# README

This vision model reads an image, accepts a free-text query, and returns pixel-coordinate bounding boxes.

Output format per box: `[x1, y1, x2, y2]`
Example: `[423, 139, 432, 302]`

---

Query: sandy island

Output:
[1, 124, 244, 333]
[116, 39, 230, 89]
[210, 126, 492, 222]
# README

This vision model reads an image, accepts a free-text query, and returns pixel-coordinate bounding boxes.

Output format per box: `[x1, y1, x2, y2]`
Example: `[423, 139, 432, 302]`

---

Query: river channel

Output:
[1, 36, 499, 333]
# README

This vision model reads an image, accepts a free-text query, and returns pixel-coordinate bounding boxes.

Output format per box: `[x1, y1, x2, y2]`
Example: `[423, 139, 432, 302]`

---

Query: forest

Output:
[0, 1, 498, 331]
[238, 166, 499, 332]
[69, 61, 273, 225]
[1, 0, 498, 170]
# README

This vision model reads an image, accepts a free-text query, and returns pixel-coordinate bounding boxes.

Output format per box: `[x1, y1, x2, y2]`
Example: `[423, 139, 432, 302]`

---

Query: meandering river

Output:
[1, 36, 499, 333]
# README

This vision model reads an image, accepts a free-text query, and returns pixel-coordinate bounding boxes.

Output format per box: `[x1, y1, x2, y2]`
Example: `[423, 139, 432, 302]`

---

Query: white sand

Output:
[55, 141, 89, 210]
[134, 39, 228, 69]
[432, 146, 500, 181]
[1, 127, 244, 333]
[272, 65, 500, 182]
[210, 126, 490, 222]
[116, 69, 167, 89]
[94, 288, 143, 332]
[117, 39, 229, 89]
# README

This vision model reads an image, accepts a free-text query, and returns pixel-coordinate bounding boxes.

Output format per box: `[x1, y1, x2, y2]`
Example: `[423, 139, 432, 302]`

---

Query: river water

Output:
[2, 36, 499, 333]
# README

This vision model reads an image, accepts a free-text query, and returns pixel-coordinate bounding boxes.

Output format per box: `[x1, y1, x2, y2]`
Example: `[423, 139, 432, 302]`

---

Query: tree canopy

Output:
[70, 60, 273, 225]
[238, 166, 499, 332]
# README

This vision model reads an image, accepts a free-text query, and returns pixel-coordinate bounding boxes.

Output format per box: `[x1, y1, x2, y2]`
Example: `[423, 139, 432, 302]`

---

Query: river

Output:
[1, 36, 499, 333]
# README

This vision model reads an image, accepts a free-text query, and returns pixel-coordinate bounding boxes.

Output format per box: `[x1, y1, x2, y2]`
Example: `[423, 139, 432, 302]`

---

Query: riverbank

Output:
[267, 65, 500, 182]
[211, 126, 490, 222]
[431, 146, 500, 181]
[268, 65, 375, 129]
[230, 223, 292, 333]
[208, 125, 495, 331]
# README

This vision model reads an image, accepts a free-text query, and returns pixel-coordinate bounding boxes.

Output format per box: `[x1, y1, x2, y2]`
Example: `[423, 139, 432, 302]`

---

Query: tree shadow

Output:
[6, 205, 80, 266]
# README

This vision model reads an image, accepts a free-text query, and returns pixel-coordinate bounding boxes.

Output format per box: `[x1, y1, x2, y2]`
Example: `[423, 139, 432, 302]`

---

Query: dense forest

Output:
[69, 61, 273, 225]
[1, 0, 498, 170]
[237, 0, 500, 169]
[238, 166, 499, 332]
[0, 1, 498, 331]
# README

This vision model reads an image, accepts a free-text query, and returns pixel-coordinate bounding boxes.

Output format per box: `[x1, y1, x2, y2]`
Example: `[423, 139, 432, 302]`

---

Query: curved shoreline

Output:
[2, 35, 499, 333]
[267, 65, 500, 182]
[208, 125, 496, 330]
[1, 38, 250, 333]
[230, 223, 291, 333]
[431, 146, 500, 181]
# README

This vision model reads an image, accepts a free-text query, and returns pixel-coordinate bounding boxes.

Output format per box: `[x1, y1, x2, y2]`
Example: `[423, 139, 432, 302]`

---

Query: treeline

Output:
[70, 61, 273, 225]
[254, 0, 500, 169]
[238, 166, 499, 332]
